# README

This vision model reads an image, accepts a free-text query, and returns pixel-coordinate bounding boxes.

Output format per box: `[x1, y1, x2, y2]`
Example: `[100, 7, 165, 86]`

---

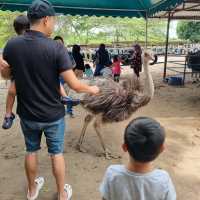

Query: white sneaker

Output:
[27, 177, 44, 200]
[64, 184, 72, 200]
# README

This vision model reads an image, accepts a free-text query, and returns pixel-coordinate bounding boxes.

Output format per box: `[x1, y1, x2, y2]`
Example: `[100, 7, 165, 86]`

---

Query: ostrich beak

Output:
[144, 51, 158, 65]
[144, 52, 154, 61]
[150, 55, 155, 61]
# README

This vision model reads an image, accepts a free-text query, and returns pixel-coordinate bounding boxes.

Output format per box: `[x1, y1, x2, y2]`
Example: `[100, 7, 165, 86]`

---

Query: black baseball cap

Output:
[27, 0, 56, 20]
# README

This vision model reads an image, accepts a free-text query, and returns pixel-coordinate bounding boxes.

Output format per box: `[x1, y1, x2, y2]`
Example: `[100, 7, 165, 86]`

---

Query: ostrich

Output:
[69, 52, 155, 159]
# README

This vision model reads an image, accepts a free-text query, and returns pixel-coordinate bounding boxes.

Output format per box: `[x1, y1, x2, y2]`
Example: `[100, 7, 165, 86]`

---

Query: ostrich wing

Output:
[82, 77, 150, 123]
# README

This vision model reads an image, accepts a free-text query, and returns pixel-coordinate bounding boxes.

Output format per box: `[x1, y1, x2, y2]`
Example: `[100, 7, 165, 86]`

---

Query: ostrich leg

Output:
[77, 114, 93, 152]
[94, 117, 120, 160]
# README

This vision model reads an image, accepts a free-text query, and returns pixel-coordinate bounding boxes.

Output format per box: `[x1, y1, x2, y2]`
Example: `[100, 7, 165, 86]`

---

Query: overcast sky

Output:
[169, 20, 178, 38]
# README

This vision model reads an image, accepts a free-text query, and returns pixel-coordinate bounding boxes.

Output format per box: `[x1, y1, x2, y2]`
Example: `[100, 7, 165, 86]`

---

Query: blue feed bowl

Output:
[168, 77, 183, 86]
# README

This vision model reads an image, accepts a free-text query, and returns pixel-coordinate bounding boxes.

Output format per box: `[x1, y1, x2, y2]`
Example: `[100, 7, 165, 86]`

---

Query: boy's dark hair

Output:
[13, 15, 30, 35]
[85, 64, 91, 69]
[54, 36, 64, 44]
[124, 117, 165, 162]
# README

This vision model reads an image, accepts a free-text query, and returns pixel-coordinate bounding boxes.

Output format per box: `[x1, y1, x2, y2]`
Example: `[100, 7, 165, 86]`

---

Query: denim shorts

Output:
[20, 118, 65, 155]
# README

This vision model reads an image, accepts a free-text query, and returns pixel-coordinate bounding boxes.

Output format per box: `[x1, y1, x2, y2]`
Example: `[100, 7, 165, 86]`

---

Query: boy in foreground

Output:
[100, 117, 176, 200]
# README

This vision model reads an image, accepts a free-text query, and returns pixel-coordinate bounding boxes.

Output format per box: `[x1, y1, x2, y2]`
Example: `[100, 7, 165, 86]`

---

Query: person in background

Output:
[1, 15, 29, 129]
[130, 44, 142, 78]
[84, 64, 93, 78]
[54, 36, 80, 118]
[53, 35, 64, 44]
[54, 36, 76, 67]
[72, 44, 85, 78]
[100, 117, 176, 200]
[100, 61, 113, 78]
[3, 1, 99, 200]
[112, 55, 121, 82]
[94, 44, 110, 76]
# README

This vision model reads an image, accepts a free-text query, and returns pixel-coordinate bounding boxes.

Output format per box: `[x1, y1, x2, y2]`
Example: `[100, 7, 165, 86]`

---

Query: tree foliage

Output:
[0, 11, 21, 47]
[54, 16, 167, 45]
[177, 21, 200, 42]
[0, 11, 167, 47]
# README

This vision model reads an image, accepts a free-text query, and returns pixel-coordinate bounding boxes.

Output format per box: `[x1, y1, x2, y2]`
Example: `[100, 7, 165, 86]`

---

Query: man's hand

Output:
[88, 85, 100, 95]
[0, 55, 9, 71]
[61, 69, 100, 95]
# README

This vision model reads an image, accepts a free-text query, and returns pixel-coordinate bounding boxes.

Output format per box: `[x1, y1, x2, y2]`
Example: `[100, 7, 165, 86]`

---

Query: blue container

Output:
[168, 77, 183, 86]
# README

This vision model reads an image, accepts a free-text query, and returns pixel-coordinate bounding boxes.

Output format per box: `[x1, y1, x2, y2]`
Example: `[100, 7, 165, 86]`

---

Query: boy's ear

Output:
[159, 143, 165, 153]
[122, 143, 128, 152]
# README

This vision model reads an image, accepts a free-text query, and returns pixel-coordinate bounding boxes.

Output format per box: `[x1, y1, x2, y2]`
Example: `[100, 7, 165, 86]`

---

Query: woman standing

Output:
[94, 44, 110, 76]
[72, 44, 85, 78]
[130, 44, 142, 78]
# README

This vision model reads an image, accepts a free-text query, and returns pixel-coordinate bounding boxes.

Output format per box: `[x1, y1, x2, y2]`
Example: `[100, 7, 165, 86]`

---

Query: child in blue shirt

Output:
[84, 64, 93, 78]
[59, 77, 80, 117]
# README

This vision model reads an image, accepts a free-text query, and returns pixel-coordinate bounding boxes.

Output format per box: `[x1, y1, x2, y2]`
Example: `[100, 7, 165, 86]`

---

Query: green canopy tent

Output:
[0, 0, 184, 48]
[0, 0, 184, 18]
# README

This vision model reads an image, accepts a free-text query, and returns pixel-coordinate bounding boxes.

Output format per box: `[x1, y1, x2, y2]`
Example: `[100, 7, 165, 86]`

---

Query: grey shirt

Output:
[100, 165, 176, 200]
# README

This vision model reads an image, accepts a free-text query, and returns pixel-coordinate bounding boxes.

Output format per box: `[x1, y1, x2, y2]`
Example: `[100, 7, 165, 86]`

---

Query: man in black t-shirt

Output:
[3, 0, 99, 199]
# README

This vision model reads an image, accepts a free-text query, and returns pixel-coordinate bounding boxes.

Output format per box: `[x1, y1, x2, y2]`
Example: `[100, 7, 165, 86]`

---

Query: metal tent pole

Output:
[163, 12, 171, 80]
[145, 12, 148, 49]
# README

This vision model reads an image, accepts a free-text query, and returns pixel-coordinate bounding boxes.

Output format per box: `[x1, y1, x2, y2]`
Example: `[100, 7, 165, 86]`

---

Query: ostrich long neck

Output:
[143, 61, 154, 99]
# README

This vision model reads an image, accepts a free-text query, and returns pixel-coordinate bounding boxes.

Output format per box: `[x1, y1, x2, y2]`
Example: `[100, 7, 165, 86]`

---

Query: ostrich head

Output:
[141, 51, 155, 100]
[143, 51, 154, 66]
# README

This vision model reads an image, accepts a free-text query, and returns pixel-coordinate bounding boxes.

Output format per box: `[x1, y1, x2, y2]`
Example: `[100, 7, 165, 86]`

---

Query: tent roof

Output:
[0, 0, 184, 18]
[152, 0, 200, 20]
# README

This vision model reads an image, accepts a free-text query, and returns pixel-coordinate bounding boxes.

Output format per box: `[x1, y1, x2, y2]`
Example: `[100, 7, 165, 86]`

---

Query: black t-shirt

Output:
[3, 30, 73, 122]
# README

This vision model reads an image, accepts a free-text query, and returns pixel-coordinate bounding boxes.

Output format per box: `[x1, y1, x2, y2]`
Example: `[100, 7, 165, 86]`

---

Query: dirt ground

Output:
[0, 59, 200, 200]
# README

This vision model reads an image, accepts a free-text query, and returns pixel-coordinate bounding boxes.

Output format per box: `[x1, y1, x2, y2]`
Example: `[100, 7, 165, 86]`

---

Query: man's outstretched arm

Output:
[60, 69, 99, 95]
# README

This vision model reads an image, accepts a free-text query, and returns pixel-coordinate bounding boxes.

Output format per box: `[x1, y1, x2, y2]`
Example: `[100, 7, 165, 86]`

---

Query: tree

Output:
[55, 15, 106, 44]
[177, 21, 200, 42]
[0, 11, 167, 47]
[0, 11, 21, 47]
